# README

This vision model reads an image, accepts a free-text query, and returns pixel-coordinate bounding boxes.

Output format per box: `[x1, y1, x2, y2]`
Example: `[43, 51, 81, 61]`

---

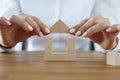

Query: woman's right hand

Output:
[0, 13, 50, 47]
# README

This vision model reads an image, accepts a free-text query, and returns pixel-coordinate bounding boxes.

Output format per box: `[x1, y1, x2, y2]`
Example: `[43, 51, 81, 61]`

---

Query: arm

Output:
[92, 0, 120, 51]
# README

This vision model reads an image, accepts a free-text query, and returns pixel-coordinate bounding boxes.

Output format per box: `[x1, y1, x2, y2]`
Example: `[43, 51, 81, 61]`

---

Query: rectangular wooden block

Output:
[45, 38, 53, 55]
[67, 38, 75, 54]
[45, 52, 76, 61]
[107, 51, 120, 66]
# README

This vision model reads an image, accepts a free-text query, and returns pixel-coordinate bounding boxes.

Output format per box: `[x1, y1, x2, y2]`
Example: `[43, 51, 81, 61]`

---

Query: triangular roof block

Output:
[50, 19, 69, 33]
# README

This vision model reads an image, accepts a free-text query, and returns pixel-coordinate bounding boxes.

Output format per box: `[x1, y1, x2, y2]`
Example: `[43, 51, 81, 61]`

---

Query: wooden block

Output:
[45, 52, 76, 61]
[50, 19, 69, 33]
[67, 38, 75, 54]
[45, 38, 76, 61]
[107, 51, 120, 66]
[45, 38, 53, 55]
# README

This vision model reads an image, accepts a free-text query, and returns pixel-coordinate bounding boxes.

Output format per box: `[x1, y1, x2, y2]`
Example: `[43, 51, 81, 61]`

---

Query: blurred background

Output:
[116, 1, 120, 19]
[0, 0, 120, 18]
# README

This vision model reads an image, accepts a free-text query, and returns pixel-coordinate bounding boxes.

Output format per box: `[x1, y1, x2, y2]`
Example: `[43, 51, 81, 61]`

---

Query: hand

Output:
[69, 15, 119, 50]
[0, 13, 50, 47]
[105, 24, 120, 49]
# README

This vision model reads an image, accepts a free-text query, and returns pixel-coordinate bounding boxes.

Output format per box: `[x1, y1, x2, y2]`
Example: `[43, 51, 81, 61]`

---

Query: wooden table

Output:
[0, 51, 120, 80]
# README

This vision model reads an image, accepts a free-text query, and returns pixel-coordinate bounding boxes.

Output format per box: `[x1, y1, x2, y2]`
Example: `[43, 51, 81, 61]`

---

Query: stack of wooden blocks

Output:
[44, 19, 120, 66]
[45, 20, 76, 61]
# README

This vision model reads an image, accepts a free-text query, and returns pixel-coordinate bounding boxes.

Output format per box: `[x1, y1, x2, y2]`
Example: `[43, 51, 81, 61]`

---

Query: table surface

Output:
[0, 51, 120, 80]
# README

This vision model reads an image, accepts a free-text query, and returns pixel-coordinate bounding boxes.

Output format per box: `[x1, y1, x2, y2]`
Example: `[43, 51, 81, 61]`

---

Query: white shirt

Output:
[0, 0, 119, 52]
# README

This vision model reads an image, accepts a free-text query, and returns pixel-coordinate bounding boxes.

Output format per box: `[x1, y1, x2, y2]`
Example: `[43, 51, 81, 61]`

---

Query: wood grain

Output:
[67, 38, 75, 54]
[0, 51, 120, 80]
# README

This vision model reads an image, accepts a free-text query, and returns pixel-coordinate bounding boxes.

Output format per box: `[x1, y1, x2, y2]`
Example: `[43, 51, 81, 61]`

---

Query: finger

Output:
[75, 18, 95, 36]
[0, 17, 11, 26]
[10, 15, 33, 31]
[82, 18, 109, 37]
[83, 23, 108, 37]
[69, 18, 88, 35]
[33, 17, 50, 35]
[106, 24, 120, 32]
[24, 16, 43, 36]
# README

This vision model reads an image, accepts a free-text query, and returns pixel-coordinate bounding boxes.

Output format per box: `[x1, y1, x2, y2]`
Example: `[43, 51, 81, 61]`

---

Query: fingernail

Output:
[28, 25, 33, 31]
[82, 32, 87, 37]
[39, 32, 44, 37]
[75, 31, 81, 36]
[70, 28, 75, 33]
[45, 28, 50, 33]
[106, 28, 112, 32]
[6, 20, 11, 25]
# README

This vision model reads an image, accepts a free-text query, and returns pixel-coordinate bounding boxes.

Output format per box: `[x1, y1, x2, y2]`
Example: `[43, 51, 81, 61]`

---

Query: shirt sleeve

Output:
[92, 0, 119, 24]
[0, 0, 21, 19]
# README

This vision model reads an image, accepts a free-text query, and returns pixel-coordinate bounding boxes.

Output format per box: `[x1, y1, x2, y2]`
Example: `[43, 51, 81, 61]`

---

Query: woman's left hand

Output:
[69, 15, 120, 50]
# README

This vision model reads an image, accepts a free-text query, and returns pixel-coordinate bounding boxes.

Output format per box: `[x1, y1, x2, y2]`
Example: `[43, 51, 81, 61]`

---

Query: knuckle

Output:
[74, 24, 79, 29]
[92, 17, 99, 23]
[11, 15, 18, 20]
[24, 16, 31, 20]
[22, 21, 28, 27]
[39, 22, 45, 27]
[10, 15, 19, 23]
[33, 16, 39, 21]
[93, 16, 104, 23]
[82, 24, 88, 28]
[79, 28, 86, 33]
[35, 28, 40, 33]
[79, 27, 86, 32]
[97, 19, 108, 28]
[99, 22, 107, 29]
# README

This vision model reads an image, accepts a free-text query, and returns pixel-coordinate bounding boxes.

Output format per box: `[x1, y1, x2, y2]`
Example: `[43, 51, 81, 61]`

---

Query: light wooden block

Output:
[45, 52, 75, 61]
[107, 51, 120, 66]
[68, 38, 75, 54]
[45, 20, 76, 61]
[50, 19, 69, 33]
[45, 38, 76, 61]
[45, 38, 53, 55]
